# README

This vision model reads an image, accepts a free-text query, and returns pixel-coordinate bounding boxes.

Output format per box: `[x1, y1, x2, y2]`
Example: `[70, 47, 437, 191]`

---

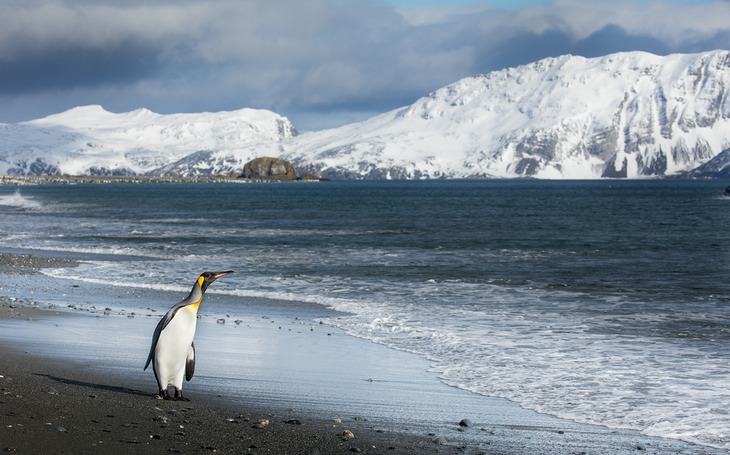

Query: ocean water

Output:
[0, 180, 729, 449]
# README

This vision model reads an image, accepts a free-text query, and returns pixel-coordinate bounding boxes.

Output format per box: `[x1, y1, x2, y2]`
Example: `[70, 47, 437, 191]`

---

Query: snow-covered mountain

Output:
[277, 50, 730, 179]
[0, 105, 297, 176]
[2, 50, 730, 179]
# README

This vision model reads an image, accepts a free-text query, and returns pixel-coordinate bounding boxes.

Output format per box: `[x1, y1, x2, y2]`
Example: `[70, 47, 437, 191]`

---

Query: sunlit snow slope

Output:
[279, 50, 730, 179]
[0, 105, 297, 176]
[1, 51, 730, 179]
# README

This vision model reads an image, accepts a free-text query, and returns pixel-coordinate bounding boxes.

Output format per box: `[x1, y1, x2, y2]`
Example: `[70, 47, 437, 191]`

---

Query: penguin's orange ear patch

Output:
[197, 276, 205, 287]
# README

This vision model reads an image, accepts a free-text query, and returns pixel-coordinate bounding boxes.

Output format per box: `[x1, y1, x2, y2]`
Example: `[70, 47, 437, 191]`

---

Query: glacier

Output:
[1, 50, 730, 179]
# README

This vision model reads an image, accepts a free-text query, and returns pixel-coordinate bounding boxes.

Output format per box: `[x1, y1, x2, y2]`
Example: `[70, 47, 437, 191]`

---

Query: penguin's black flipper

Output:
[185, 342, 195, 381]
[144, 316, 165, 370]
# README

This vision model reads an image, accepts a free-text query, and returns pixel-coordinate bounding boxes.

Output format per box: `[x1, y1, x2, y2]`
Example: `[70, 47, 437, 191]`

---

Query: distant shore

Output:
[0, 175, 327, 185]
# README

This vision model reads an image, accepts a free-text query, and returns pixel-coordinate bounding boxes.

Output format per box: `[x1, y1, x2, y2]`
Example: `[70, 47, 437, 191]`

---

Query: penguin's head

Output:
[197, 270, 233, 293]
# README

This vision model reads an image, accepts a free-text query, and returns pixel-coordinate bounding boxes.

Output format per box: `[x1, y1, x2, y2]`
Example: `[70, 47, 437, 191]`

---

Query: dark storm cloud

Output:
[0, 44, 162, 94]
[0, 0, 728, 130]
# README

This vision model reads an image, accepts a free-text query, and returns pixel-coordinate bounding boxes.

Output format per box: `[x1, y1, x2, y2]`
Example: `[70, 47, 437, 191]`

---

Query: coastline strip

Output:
[0, 251, 726, 454]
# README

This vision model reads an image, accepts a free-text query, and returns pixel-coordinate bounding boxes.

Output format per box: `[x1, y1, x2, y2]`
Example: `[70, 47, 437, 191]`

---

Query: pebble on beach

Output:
[252, 419, 269, 429]
[432, 436, 448, 445]
[459, 418, 473, 427]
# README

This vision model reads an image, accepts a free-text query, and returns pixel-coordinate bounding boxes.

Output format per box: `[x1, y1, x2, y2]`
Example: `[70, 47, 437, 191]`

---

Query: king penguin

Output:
[144, 271, 233, 400]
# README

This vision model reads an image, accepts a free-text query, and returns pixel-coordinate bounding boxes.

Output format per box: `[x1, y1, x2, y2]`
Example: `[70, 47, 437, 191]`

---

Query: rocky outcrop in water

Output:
[239, 157, 296, 180]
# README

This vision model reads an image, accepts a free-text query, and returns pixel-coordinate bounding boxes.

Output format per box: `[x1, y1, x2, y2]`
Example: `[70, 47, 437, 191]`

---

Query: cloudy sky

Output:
[0, 0, 728, 131]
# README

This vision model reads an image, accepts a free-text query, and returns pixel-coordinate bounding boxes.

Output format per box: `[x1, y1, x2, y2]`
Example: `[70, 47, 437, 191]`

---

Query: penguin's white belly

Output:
[155, 306, 197, 389]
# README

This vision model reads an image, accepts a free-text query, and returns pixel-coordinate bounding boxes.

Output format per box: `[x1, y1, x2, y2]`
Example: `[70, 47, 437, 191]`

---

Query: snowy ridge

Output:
[0, 105, 297, 176]
[278, 50, 730, 179]
[2, 51, 730, 178]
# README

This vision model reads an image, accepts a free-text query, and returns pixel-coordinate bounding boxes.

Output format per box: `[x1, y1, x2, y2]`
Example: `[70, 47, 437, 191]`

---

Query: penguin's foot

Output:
[157, 389, 171, 400]
[173, 389, 189, 401]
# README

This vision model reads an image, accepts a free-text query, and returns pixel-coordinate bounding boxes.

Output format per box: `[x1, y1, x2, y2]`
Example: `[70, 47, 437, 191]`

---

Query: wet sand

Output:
[0, 252, 724, 455]
[0, 258, 473, 455]
[0, 334, 454, 454]
[0, 299, 529, 455]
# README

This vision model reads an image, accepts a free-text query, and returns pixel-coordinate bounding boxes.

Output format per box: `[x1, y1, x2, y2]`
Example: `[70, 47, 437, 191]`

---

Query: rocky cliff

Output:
[240, 157, 296, 180]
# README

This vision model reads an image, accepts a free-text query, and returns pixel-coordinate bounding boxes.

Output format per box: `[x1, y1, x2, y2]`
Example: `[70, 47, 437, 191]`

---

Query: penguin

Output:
[144, 270, 233, 400]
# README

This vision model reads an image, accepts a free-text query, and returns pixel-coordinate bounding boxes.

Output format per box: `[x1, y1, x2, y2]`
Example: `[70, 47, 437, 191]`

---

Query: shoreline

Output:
[0, 333, 452, 455]
[0, 251, 725, 454]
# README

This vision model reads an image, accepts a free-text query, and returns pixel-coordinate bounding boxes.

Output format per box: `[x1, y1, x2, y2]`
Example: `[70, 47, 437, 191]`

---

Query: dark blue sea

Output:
[1, 179, 729, 449]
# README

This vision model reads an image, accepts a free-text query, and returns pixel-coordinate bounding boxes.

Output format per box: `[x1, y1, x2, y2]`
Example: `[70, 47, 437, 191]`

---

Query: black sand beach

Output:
[0, 252, 724, 455]
[0, 333, 454, 454]
[0, 275, 459, 454]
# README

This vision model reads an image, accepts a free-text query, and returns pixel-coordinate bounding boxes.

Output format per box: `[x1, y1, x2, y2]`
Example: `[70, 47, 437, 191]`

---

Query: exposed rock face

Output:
[6, 158, 61, 176]
[240, 157, 296, 180]
[685, 148, 730, 178]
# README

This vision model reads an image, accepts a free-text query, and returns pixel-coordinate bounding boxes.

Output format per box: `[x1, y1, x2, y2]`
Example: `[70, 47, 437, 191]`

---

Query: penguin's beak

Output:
[214, 271, 234, 279]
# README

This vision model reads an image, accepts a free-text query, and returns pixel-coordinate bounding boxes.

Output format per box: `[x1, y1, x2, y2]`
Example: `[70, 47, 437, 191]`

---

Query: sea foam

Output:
[0, 189, 43, 210]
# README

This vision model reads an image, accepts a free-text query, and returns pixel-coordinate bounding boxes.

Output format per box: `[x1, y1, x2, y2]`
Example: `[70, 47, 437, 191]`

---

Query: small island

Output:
[238, 157, 323, 182]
